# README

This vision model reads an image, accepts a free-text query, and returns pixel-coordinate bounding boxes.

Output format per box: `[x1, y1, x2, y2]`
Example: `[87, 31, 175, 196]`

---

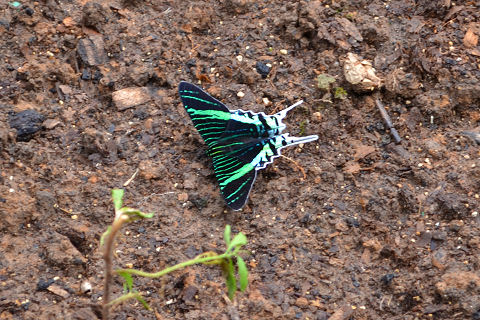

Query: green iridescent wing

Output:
[178, 81, 319, 210]
[179, 81, 232, 147]
[179, 81, 257, 210]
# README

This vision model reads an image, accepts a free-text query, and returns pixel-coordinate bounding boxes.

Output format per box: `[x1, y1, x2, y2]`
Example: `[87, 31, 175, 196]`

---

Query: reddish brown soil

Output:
[1, 1, 479, 319]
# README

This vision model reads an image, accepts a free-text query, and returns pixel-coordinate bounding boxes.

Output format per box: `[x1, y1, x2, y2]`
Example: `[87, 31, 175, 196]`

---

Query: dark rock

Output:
[24, 7, 34, 16]
[36, 278, 55, 291]
[473, 309, 480, 320]
[77, 35, 107, 66]
[255, 61, 271, 78]
[8, 109, 45, 141]
[381, 273, 396, 285]
[81, 69, 91, 80]
[186, 59, 196, 68]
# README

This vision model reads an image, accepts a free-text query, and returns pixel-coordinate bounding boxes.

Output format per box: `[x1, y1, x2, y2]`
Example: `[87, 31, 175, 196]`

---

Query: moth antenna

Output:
[275, 100, 304, 119]
[284, 134, 319, 147]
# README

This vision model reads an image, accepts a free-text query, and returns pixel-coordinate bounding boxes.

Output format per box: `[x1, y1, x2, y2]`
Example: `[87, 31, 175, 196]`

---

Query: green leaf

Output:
[225, 259, 237, 300]
[236, 256, 248, 292]
[134, 293, 151, 310]
[227, 232, 247, 252]
[112, 189, 124, 210]
[117, 270, 134, 292]
[120, 208, 155, 219]
[224, 225, 231, 247]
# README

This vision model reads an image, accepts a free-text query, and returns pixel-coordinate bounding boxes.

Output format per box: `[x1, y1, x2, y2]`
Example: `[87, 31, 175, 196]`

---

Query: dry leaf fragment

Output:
[464, 28, 478, 48]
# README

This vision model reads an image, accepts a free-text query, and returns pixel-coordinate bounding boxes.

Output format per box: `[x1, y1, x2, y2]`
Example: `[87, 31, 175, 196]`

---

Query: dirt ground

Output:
[1, 0, 480, 319]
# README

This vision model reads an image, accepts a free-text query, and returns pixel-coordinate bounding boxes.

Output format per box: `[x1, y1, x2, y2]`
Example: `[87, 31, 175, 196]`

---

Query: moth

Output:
[179, 81, 318, 210]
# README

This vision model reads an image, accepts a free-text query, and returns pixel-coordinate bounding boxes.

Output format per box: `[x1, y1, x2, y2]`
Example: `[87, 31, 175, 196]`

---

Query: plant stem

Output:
[102, 214, 129, 320]
[106, 292, 143, 308]
[115, 253, 231, 278]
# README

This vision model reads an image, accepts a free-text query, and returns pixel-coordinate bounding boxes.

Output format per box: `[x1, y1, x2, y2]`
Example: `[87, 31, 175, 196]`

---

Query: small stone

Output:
[448, 220, 464, 232]
[255, 61, 271, 78]
[312, 112, 322, 122]
[279, 49, 288, 55]
[295, 297, 309, 307]
[343, 52, 382, 92]
[262, 97, 271, 106]
[431, 248, 447, 270]
[432, 231, 447, 241]
[58, 85, 73, 95]
[236, 55, 243, 62]
[177, 193, 189, 202]
[43, 119, 61, 129]
[237, 91, 245, 98]
[47, 284, 70, 298]
[37, 278, 55, 291]
[8, 109, 45, 141]
[112, 87, 152, 111]
[80, 281, 92, 294]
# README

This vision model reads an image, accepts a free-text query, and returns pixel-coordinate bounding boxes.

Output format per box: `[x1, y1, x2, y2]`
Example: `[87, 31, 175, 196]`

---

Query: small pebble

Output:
[236, 55, 243, 62]
[312, 112, 322, 122]
[279, 49, 288, 55]
[237, 91, 245, 98]
[255, 61, 271, 78]
[80, 281, 92, 294]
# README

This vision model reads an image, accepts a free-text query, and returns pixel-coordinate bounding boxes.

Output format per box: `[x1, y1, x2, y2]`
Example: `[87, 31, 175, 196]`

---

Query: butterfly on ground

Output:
[178, 81, 318, 210]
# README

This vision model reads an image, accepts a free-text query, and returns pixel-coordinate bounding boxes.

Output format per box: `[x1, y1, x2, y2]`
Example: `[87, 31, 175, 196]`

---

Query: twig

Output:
[375, 99, 402, 144]
[280, 155, 307, 179]
[123, 168, 139, 187]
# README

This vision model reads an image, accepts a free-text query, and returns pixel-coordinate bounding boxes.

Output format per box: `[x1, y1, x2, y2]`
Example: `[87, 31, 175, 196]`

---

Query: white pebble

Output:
[236, 55, 243, 62]
[81, 281, 92, 294]
[237, 91, 245, 98]
[279, 49, 288, 55]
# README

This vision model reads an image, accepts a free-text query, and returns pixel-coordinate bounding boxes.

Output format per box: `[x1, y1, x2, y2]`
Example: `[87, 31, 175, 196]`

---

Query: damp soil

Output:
[1, 1, 480, 319]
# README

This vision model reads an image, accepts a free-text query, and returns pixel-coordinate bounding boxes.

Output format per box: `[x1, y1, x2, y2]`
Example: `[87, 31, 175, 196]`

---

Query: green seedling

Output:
[101, 189, 248, 319]
[298, 120, 307, 136]
[316, 74, 348, 101]
[334, 87, 348, 100]
[316, 73, 336, 90]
